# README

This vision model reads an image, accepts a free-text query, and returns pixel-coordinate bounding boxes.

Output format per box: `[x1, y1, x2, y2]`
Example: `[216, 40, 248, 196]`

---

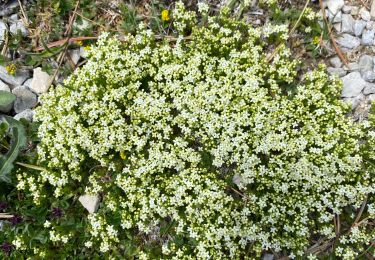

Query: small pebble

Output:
[14, 109, 34, 122]
[354, 20, 367, 37]
[329, 56, 343, 68]
[342, 5, 352, 14]
[360, 7, 371, 21]
[12, 86, 37, 113]
[361, 29, 375, 46]
[364, 83, 375, 95]
[327, 67, 347, 77]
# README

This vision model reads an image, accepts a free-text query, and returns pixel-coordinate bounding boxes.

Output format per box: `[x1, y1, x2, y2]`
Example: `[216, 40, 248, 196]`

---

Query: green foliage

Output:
[0, 116, 27, 184]
[118, 2, 141, 34]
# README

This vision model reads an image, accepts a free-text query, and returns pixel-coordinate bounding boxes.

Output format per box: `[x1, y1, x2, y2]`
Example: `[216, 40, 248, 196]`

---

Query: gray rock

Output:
[0, 0, 19, 16]
[344, 62, 360, 71]
[327, 9, 342, 23]
[68, 49, 80, 65]
[360, 7, 371, 21]
[341, 14, 354, 33]
[263, 254, 274, 260]
[353, 20, 367, 37]
[10, 20, 28, 37]
[341, 72, 367, 97]
[12, 86, 37, 113]
[79, 194, 100, 213]
[9, 14, 18, 22]
[364, 82, 375, 95]
[30, 67, 51, 94]
[327, 67, 346, 77]
[337, 34, 361, 49]
[14, 109, 34, 122]
[0, 66, 29, 86]
[0, 79, 10, 92]
[342, 5, 352, 14]
[330, 56, 343, 68]
[0, 21, 6, 41]
[362, 70, 375, 82]
[22, 78, 32, 89]
[232, 173, 243, 187]
[327, 0, 344, 15]
[358, 55, 374, 74]
[360, 62, 375, 81]
[361, 29, 375, 45]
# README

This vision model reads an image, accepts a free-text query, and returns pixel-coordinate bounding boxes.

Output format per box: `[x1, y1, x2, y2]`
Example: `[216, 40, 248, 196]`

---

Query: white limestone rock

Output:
[341, 72, 367, 97]
[30, 67, 52, 94]
[364, 82, 375, 95]
[14, 109, 34, 122]
[360, 7, 371, 21]
[336, 34, 360, 49]
[327, 67, 346, 77]
[327, 0, 344, 15]
[12, 86, 37, 113]
[0, 66, 29, 86]
[353, 20, 367, 37]
[341, 14, 354, 34]
[329, 56, 343, 68]
[362, 29, 375, 45]
[79, 195, 100, 213]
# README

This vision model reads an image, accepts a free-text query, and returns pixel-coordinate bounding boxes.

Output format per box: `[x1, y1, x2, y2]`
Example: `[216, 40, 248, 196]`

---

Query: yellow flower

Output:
[313, 36, 321, 45]
[161, 9, 170, 22]
[120, 151, 126, 160]
[76, 40, 83, 46]
[84, 45, 91, 51]
[5, 64, 17, 75]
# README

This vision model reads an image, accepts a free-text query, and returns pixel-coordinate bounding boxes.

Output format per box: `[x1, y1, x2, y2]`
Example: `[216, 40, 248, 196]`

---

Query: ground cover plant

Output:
[0, 1, 374, 259]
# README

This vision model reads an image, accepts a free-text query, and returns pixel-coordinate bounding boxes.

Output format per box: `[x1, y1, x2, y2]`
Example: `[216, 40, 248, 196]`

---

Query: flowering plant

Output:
[4, 2, 375, 259]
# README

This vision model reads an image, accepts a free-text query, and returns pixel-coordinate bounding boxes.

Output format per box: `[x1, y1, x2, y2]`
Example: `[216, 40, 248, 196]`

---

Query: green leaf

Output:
[0, 116, 27, 183]
[0, 90, 16, 111]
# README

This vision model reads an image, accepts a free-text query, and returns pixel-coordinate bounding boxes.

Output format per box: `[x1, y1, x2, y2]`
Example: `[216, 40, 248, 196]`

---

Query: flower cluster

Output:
[14, 1, 374, 258]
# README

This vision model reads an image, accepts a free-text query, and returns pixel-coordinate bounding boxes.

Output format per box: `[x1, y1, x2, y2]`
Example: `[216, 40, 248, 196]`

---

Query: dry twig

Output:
[48, 0, 81, 87]
[351, 196, 368, 228]
[17, 0, 29, 28]
[34, 36, 98, 52]
[0, 213, 14, 219]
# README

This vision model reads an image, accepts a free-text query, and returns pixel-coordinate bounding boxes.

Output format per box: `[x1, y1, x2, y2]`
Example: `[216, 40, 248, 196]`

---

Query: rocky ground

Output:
[323, 0, 375, 121]
[0, 0, 86, 121]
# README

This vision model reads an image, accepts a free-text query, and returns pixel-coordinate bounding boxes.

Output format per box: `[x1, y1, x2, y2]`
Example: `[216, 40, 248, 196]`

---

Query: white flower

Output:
[44, 221, 51, 228]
